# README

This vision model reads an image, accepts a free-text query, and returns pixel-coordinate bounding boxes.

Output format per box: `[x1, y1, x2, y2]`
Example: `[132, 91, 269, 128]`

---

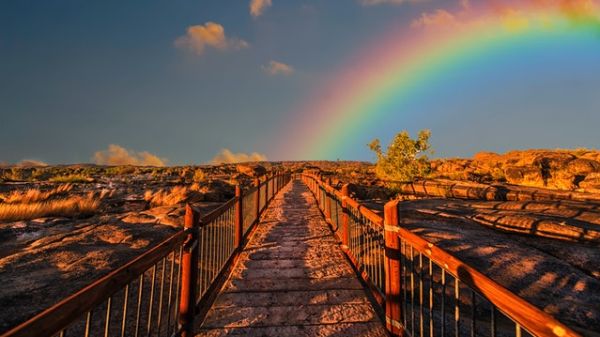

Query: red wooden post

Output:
[234, 185, 243, 250]
[265, 174, 270, 202]
[341, 184, 350, 248]
[384, 200, 404, 336]
[325, 178, 333, 221]
[254, 177, 260, 219]
[179, 204, 200, 337]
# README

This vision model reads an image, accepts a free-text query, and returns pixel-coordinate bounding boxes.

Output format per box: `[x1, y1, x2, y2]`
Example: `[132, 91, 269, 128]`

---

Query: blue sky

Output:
[1, 0, 599, 165]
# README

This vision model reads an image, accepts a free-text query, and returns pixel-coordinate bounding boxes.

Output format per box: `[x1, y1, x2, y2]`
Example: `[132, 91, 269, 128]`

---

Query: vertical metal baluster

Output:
[210, 221, 215, 285]
[455, 279, 460, 337]
[135, 274, 144, 337]
[199, 225, 204, 296]
[470, 290, 476, 337]
[84, 311, 92, 337]
[516, 323, 522, 337]
[420, 253, 424, 337]
[104, 296, 112, 337]
[218, 215, 222, 274]
[121, 285, 129, 337]
[147, 264, 157, 337]
[429, 259, 434, 337]
[201, 225, 207, 297]
[410, 246, 415, 335]
[222, 213, 226, 269]
[402, 240, 407, 326]
[367, 225, 372, 283]
[200, 226, 206, 298]
[378, 231, 383, 292]
[166, 251, 175, 335]
[441, 269, 446, 337]
[157, 257, 167, 336]
[173, 247, 183, 332]
[212, 220, 217, 283]
[59, 330, 66, 337]
[490, 306, 496, 337]
[205, 223, 210, 289]
[215, 217, 220, 281]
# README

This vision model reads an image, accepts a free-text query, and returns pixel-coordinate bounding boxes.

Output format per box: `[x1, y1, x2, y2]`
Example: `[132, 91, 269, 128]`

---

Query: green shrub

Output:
[368, 129, 433, 184]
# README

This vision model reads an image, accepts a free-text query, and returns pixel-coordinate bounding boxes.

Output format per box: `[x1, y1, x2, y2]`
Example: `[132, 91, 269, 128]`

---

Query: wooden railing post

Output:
[265, 174, 270, 202]
[384, 200, 404, 336]
[254, 177, 260, 219]
[234, 185, 243, 250]
[341, 184, 350, 248]
[325, 178, 333, 221]
[179, 204, 200, 337]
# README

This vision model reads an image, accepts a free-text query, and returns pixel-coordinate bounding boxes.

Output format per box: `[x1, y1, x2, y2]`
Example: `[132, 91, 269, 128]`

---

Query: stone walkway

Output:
[195, 180, 387, 337]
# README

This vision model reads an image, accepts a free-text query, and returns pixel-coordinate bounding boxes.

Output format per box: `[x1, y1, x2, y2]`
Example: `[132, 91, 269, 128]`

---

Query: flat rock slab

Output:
[196, 181, 386, 336]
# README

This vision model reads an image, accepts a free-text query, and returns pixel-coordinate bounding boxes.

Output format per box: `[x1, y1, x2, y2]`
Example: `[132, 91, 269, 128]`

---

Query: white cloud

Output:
[411, 9, 458, 28]
[16, 160, 48, 167]
[93, 144, 167, 166]
[262, 60, 294, 76]
[250, 0, 272, 17]
[174, 22, 248, 56]
[211, 149, 267, 164]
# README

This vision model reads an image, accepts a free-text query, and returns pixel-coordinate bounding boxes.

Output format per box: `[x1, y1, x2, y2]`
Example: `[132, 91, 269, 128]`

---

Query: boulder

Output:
[504, 166, 544, 187]
[566, 159, 600, 175]
[236, 164, 267, 177]
[580, 173, 600, 193]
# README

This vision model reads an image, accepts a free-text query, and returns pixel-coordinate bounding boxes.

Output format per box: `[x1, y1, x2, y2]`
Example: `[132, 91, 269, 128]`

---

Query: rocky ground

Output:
[197, 181, 387, 337]
[1, 150, 600, 333]
[0, 163, 273, 331]
[302, 153, 600, 334]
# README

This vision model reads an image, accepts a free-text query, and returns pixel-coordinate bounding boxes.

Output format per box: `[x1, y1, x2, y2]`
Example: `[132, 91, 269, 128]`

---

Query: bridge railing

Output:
[300, 173, 580, 337]
[2, 172, 291, 337]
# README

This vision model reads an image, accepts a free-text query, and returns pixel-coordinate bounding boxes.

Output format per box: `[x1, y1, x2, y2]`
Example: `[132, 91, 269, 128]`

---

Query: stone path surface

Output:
[195, 180, 387, 337]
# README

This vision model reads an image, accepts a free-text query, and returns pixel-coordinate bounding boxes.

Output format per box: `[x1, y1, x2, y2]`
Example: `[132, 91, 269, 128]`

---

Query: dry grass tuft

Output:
[0, 191, 101, 222]
[49, 174, 93, 183]
[1, 184, 74, 204]
[144, 184, 202, 207]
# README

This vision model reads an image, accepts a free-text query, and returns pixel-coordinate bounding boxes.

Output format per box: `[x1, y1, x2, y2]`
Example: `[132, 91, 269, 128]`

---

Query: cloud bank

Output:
[250, 0, 272, 17]
[411, 0, 600, 31]
[12, 160, 48, 167]
[93, 144, 167, 166]
[211, 149, 267, 164]
[263, 60, 294, 75]
[174, 22, 248, 56]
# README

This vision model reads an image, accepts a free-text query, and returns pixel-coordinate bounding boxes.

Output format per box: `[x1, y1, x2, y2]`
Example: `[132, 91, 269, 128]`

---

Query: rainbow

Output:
[275, 1, 600, 160]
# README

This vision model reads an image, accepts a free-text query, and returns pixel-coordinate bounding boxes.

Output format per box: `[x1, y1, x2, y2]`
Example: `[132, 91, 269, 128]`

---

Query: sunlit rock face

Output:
[430, 149, 600, 192]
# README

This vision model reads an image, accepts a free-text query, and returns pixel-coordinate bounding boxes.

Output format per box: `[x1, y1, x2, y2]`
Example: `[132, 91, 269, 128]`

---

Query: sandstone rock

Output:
[566, 158, 600, 175]
[580, 173, 600, 193]
[504, 166, 544, 187]
[236, 164, 266, 177]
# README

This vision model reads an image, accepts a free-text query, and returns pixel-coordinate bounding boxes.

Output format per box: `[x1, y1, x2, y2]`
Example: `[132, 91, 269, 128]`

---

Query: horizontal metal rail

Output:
[300, 173, 581, 337]
[2, 173, 292, 337]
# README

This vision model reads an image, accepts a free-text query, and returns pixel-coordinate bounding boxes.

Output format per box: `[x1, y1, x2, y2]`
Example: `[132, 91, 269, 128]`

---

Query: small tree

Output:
[368, 129, 432, 183]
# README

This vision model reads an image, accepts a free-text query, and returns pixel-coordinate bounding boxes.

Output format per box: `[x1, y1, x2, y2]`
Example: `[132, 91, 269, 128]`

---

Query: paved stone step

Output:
[224, 276, 364, 292]
[230, 265, 355, 279]
[211, 289, 372, 308]
[196, 180, 387, 336]
[242, 248, 347, 261]
[202, 303, 380, 328]
[241, 258, 353, 270]
[195, 322, 388, 337]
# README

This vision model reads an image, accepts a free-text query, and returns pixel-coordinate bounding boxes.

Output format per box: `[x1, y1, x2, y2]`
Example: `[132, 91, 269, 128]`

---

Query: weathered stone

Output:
[196, 181, 386, 336]
[236, 164, 267, 177]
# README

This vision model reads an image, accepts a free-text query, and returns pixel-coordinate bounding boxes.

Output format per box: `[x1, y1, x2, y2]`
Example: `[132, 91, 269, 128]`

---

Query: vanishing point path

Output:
[196, 180, 387, 336]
